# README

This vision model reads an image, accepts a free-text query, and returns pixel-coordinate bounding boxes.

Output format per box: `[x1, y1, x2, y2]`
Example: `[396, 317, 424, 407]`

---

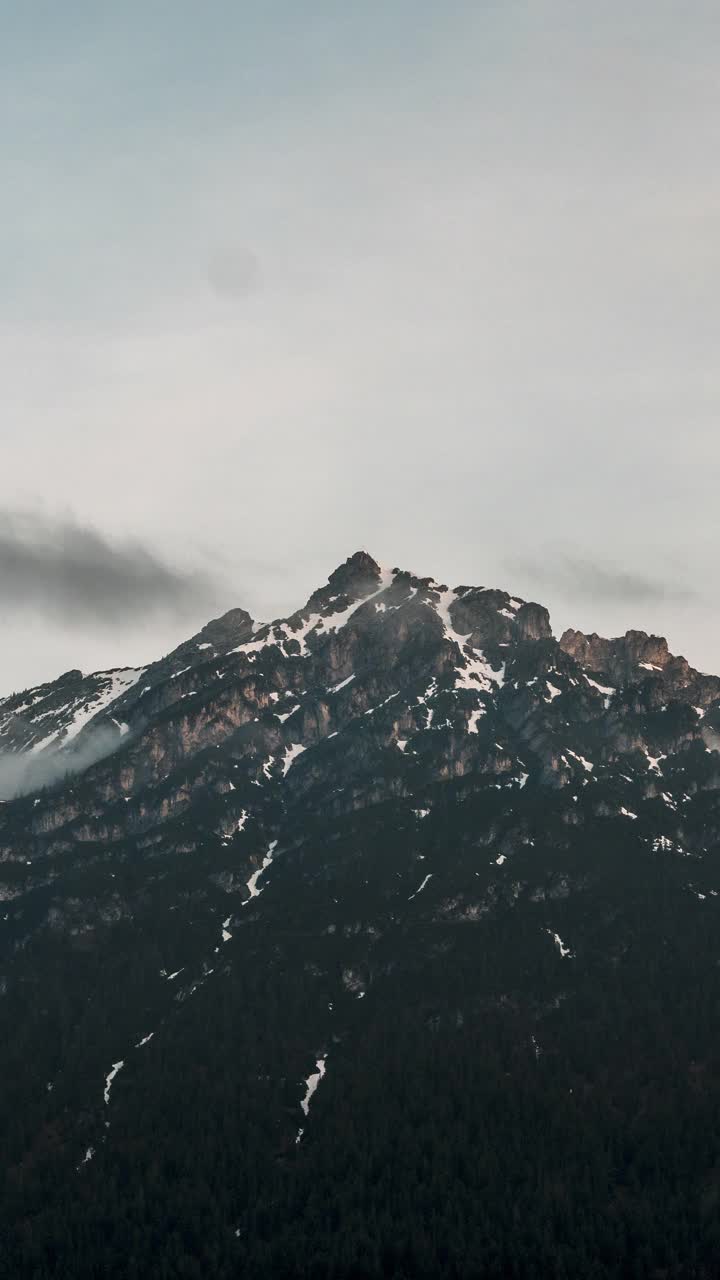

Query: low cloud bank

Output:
[0, 510, 219, 627]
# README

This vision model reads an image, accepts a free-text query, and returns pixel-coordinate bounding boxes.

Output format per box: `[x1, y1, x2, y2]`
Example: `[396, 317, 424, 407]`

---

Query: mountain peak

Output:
[192, 606, 255, 650]
[327, 550, 382, 593]
[303, 551, 383, 615]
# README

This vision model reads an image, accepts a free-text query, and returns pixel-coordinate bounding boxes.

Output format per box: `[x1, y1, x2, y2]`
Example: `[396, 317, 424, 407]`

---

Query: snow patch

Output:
[282, 743, 306, 774]
[408, 873, 433, 900]
[276, 705, 299, 724]
[364, 692, 399, 716]
[546, 930, 573, 958]
[300, 1055, 327, 1117]
[103, 1060, 124, 1105]
[432, 590, 504, 692]
[584, 675, 615, 706]
[468, 708, 485, 734]
[313, 568, 395, 636]
[244, 840, 278, 902]
[565, 748, 594, 773]
[327, 674, 355, 693]
[643, 748, 666, 775]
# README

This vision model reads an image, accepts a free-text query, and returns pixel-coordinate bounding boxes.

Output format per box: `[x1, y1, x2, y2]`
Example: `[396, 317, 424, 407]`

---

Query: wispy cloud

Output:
[506, 555, 695, 605]
[0, 723, 121, 801]
[206, 245, 262, 300]
[0, 510, 220, 626]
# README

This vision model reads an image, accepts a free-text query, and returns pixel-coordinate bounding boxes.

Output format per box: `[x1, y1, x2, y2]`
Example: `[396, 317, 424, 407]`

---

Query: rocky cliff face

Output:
[2, 552, 720, 1278]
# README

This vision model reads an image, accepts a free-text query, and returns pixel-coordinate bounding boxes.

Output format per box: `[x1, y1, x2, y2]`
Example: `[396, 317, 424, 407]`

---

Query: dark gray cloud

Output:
[506, 556, 696, 605]
[0, 510, 220, 626]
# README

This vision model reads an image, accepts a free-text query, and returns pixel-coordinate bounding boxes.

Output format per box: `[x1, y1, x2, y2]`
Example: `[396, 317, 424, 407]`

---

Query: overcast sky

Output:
[2, 0, 719, 690]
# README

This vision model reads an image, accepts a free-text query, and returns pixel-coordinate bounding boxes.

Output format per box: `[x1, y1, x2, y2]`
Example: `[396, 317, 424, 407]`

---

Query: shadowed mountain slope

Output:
[2, 552, 720, 1279]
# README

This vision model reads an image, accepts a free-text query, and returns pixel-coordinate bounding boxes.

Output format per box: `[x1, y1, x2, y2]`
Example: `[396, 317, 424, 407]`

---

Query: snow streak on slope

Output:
[103, 1060, 124, 1105]
[282, 744, 306, 775]
[229, 569, 397, 660]
[408, 873, 433, 900]
[29, 668, 145, 754]
[432, 590, 504, 693]
[565, 749, 594, 773]
[313, 568, 395, 635]
[296, 1054, 328, 1145]
[546, 930, 573, 959]
[244, 841, 278, 902]
[300, 1056, 327, 1116]
[63, 668, 145, 743]
[328, 674, 355, 693]
[584, 675, 615, 707]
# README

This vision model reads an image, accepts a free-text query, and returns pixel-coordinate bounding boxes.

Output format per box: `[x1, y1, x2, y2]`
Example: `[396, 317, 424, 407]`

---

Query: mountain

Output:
[2, 551, 720, 1279]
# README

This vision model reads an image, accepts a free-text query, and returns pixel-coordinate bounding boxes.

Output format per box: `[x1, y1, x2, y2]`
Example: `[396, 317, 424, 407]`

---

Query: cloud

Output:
[0, 723, 121, 801]
[0, 510, 220, 627]
[506, 556, 695, 605]
[206, 246, 261, 300]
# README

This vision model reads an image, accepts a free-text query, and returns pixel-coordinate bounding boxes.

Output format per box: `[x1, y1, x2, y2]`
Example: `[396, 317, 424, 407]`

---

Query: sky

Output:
[2, 0, 720, 690]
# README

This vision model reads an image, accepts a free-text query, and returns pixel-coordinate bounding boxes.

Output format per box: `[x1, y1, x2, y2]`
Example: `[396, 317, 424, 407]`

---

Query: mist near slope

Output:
[0, 723, 128, 802]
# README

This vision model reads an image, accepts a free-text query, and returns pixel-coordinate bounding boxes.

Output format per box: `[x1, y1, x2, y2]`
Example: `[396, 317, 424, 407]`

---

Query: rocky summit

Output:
[2, 552, 720, 1279]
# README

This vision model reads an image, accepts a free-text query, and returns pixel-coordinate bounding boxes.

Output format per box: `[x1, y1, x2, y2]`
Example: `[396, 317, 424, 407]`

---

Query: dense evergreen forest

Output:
[4, 786, 720, 1279]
